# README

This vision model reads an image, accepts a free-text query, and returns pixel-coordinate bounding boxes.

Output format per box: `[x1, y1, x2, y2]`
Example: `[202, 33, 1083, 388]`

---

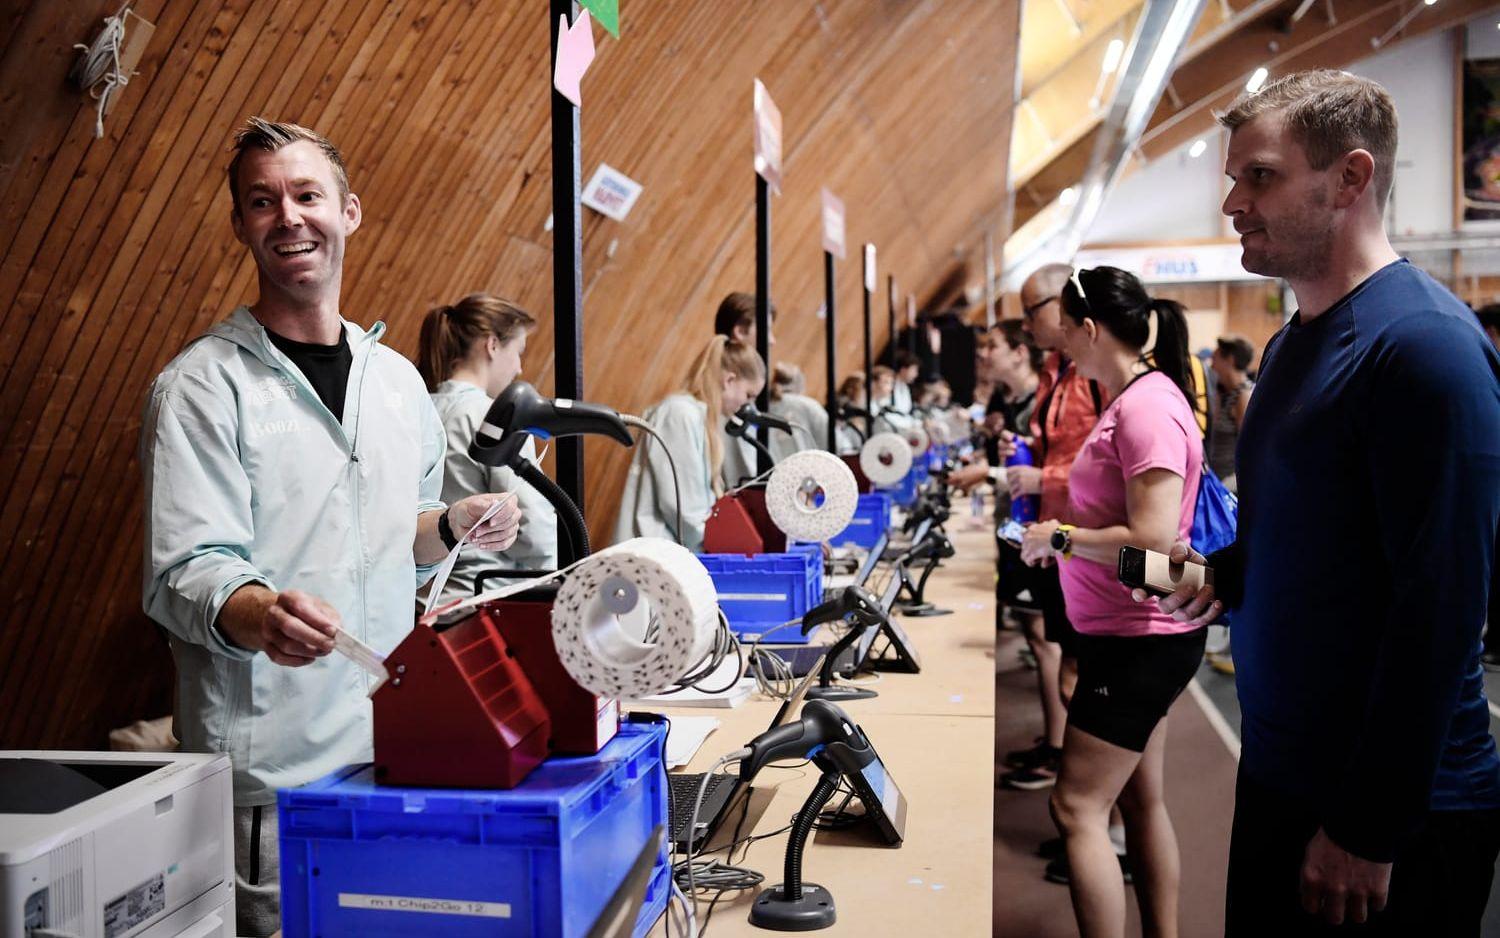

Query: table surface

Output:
[647, 515, 997, 937]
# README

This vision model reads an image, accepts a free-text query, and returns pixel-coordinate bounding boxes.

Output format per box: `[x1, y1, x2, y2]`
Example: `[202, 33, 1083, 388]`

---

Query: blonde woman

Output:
[615, 336, 766, 550]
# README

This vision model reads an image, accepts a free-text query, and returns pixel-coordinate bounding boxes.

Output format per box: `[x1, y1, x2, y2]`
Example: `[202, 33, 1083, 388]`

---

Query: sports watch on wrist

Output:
[437, 509, 460, 551]
[1049, 524, 1076, 559]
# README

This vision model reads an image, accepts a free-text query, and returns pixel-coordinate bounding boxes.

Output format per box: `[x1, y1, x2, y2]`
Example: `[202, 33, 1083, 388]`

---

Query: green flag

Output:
[578, 0, 618, 37]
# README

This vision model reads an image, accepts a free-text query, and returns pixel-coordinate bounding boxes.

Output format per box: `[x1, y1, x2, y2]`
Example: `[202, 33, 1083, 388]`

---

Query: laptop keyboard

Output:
[669, 773, 735, 838]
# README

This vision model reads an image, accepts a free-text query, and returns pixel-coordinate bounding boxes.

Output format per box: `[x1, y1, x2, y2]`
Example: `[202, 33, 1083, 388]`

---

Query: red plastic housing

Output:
[372, 618, 551, 789]
[703, 487, 787, 554]
[477, 598, 619, 755]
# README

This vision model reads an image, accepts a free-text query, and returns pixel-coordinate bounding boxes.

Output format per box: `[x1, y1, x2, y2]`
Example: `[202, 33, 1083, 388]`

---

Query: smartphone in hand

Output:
[997, 517, 1026, 548]
[1117, 546, 1212, 598]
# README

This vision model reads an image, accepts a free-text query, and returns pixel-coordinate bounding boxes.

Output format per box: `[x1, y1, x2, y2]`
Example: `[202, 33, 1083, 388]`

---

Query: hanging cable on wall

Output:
[69, 4, 138, 139]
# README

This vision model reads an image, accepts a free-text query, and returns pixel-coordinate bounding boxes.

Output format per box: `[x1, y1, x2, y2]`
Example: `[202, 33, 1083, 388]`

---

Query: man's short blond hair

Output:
[227, 116, 350, 214]
[1217, 69, 1398, 210]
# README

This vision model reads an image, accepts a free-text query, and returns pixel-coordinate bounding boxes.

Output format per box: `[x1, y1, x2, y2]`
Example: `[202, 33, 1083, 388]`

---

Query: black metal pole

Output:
[887, 274, 897, 409]
[755, 174, 773, 476]
[862, 245, 873, 438]
[550, 0, 584, 564]
[824, 250, 837, 453]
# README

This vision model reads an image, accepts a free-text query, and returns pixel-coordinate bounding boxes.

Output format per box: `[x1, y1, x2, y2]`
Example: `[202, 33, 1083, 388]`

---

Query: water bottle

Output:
[1005, 438, 1040, 523]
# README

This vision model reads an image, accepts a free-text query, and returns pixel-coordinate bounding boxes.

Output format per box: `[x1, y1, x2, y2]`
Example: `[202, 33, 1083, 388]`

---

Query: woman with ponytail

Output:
[615, 335, 766, 550]
[1018, 266, 1204, 938]
[417, 293, 555, 603]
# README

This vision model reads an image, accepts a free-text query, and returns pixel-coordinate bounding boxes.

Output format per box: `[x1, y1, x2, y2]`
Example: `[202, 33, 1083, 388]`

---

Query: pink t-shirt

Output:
[1059, 371, 1202, 637]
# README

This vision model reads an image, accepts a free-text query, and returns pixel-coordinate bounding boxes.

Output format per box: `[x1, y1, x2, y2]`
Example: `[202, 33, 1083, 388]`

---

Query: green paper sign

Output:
[579, 0, 618, 37]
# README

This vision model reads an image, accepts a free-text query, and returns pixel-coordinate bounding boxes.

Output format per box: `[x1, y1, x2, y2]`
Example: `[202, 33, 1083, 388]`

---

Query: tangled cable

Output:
[70, 5, 134, 139]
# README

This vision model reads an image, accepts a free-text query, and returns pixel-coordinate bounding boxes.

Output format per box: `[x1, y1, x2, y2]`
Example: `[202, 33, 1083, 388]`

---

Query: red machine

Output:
[475, 597, 619, 755]
[372, 617, 551, 789]
[842, 454, 874, 493]
[703, 485, 787, 554]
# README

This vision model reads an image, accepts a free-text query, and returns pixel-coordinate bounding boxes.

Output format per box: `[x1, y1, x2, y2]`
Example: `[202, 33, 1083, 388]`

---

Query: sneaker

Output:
[999, 763, 1058, 791]
[1043, 853, 1133, 885]
[1206, 651, 1235, 675]
[1004, 740, 1059, 770]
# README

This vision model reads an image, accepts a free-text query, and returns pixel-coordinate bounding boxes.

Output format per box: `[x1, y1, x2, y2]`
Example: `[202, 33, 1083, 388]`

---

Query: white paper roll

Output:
[765, 449, 859, 543]
[551, 538, 721, 698]
[902, 424, 930, 456]
[861, 432, 913, 486]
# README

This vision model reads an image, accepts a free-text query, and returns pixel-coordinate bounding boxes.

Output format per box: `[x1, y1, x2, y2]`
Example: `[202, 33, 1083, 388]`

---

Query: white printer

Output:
[0, 751, 234, 938]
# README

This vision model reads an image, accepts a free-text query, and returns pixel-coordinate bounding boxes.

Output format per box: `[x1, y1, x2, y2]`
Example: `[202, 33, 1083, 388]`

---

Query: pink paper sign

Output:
[821, 188, 846, 259]
[753, 78, 783, 195]
[553, 9, 596, 108]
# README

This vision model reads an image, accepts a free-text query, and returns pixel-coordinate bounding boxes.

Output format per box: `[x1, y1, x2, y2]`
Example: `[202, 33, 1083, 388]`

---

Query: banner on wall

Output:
[821, 188, 846, 258]
[1073, 241, 1267, 284]
[1463, 58, 1500, 223]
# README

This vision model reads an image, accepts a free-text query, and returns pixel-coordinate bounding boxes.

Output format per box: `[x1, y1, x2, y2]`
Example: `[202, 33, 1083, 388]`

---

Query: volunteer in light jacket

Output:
[615, 335, 766, 550]
[140, 118, 519, 937]
[767, 361, 830, 462]
[417, 293, 558, 605]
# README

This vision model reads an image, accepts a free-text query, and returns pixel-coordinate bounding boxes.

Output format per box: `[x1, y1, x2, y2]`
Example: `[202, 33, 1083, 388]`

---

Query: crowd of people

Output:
[136, 68, 1500, 938]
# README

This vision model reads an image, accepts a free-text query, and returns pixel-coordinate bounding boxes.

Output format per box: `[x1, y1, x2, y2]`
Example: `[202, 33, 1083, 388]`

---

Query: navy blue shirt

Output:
[1217, 259, 1500, 863]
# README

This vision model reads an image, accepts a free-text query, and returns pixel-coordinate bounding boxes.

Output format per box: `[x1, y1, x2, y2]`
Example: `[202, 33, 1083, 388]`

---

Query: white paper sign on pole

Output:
[753, 78, 783, 195]
[863, 244, 876, 292]
[821, 188, 846, 259]
[581, 163, 643, 221]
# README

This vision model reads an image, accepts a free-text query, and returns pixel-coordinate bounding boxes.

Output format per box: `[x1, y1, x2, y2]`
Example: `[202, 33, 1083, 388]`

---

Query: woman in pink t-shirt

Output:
[1020, 266, 1205, 938]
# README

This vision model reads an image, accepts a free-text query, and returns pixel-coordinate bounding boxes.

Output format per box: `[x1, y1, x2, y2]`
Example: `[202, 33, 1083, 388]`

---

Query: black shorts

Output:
[996, 541, 1042, 611]
[1031, 566, 1079, 657]
[1067, 628, 1207, 752]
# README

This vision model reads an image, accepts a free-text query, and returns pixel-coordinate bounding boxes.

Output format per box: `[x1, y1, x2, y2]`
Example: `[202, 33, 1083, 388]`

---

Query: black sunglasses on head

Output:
[1021, 294, 1057, 318]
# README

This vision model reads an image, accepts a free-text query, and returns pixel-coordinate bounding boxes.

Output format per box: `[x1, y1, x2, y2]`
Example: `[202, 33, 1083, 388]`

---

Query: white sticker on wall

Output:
[581, 163, 644, 221]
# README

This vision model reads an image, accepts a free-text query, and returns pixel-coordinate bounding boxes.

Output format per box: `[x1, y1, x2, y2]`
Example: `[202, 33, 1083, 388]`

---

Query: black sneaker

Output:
[1043, 852, 1133, 885]
[999, 764, 1058, 791]
[1004, 740, 1060, 770]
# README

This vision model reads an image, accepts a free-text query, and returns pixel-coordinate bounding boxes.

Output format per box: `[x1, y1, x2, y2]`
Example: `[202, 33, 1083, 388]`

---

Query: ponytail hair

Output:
[1060, 266, 1194, 407]
[682, 335, 766, 495]
[416, 292, 537, 391]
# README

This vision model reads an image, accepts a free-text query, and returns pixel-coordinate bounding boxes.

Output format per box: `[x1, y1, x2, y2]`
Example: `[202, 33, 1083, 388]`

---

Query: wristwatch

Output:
[1049, 524, 1076, 560]
[437, 510, 460, 551]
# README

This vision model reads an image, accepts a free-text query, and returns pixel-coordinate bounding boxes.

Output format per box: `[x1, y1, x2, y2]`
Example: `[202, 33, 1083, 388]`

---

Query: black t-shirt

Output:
[266, 326, 353, 422]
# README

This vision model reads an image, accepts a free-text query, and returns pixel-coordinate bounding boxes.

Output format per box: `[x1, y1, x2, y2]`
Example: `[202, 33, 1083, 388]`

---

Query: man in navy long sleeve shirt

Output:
[1150, 71, 1500, 935]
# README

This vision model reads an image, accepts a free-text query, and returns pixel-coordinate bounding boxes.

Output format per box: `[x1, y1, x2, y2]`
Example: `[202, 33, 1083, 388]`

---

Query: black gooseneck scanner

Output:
[469, 380, 634, 566]
[800, 586, 885, 702]
[726, 402, 796, 472]
[835, 404, 869, 446]
[902, 490, 950, 536]
[895, 528, 956, 617]
[738, 699, 872, 931]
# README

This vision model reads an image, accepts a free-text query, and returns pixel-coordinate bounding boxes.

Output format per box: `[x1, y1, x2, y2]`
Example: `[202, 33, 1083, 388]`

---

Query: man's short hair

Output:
[1216, 334, 1255, 371]
[1217, 70, 1398, 211]
[227, 116, 350, 215]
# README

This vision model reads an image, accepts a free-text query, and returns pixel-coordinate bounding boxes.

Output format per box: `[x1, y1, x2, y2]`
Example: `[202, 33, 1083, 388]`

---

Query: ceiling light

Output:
[1246, 67, 1269, 93]
[1189, 138, 1207, 159]
[1059, 186, 1078, 207]
[1101, 39, 1125, 75]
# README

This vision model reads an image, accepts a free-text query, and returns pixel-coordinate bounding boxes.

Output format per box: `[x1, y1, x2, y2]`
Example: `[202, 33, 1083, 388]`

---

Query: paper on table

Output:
[423, 493, 517, 615]
[664, 715, 721, 769]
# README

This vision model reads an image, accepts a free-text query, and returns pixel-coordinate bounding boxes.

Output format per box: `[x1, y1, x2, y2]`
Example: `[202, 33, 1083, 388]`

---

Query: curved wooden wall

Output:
[0, 0, 1019, 748]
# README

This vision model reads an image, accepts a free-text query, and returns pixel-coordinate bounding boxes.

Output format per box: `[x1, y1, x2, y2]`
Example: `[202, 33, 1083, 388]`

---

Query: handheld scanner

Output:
[734, 403, 794, 436]
[471, 380, 634, 467]
[739, 699, 863, 782]
[801, 585, 885, 635]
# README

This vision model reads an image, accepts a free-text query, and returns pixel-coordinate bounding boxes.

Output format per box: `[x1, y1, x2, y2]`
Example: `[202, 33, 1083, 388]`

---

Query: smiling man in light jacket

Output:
[140, 117, 521, 936]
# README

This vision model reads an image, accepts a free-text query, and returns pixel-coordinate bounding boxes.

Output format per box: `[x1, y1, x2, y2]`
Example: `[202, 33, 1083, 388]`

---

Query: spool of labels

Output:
[765, 449, 859, 543]
[551, 538, 720, 698]
[902, 424, 930, 456]
[861, 432, 913, 486]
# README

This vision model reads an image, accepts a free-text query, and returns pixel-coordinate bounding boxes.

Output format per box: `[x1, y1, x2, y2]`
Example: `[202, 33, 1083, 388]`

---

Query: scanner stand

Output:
[895, 554, 951, 617]
[749, 769, 841, 931]
[804, 621, 878, 702]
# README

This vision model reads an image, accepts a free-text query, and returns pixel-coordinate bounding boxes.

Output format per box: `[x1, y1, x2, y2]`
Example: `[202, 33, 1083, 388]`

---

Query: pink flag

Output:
[553, 9, 595, 108]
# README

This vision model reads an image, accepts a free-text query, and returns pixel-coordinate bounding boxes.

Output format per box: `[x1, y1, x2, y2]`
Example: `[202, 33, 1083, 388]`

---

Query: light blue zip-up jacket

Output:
[614, 393, 715, 551]
[140, 307, 446, 805]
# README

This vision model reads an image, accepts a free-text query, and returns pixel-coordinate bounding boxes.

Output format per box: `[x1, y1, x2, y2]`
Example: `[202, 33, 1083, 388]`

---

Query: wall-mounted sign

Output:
[863, 244, 876, 292]
[578, 0, 619, 38]
[1073, 241, 1268, 284]
[821, 188, 846, 259]
[581, 163, 643, 221]
[753, 78, 783, 195]
[553, 9, 595, 108]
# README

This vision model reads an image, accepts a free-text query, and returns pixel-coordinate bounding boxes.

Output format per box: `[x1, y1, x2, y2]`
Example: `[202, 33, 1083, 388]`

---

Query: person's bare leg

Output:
[1022, 613, 1065, 748]
[1050, 725, 1143, 938]
[1116, 720, 1179, 938]
[1059, 654, 1079, 708]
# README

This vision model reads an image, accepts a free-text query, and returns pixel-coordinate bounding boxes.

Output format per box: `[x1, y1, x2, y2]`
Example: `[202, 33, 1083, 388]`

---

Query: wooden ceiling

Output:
[0, 0, 1020, 748]
[1010, 0, 1499, 234]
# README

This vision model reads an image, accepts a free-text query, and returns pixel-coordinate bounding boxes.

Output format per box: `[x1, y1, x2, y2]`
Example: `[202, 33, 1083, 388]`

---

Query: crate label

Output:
[104, 872, 165, 937]
[338, 894, 511, 918]
[717, 592, 788, 602]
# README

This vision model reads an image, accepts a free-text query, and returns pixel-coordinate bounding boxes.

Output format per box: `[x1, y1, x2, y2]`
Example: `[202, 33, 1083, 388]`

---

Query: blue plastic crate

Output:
[698, 548, 823, 644]
[278, 722, 669, 938]
[819, 492, 893, 549]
